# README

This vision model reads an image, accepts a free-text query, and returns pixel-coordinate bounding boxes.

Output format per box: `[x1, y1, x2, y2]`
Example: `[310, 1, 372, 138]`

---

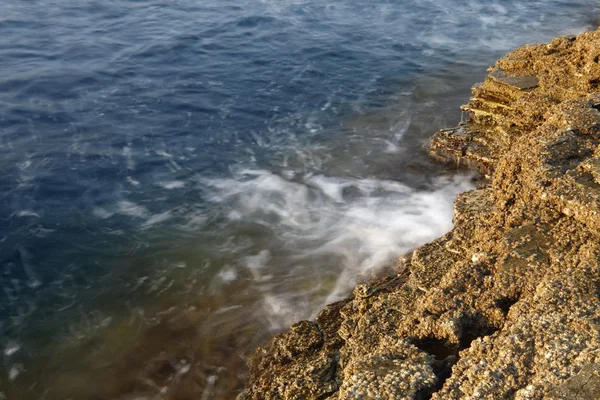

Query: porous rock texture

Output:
[241, 28, 600, 400]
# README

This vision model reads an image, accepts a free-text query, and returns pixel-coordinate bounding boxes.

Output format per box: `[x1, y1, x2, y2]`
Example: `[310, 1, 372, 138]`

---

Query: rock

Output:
[241, 312, 347, 399]
[489, 68, 539, 90]
[427, 28, 600, 179]
[241, 28, 600, 400]
[547, 364, 600, 399]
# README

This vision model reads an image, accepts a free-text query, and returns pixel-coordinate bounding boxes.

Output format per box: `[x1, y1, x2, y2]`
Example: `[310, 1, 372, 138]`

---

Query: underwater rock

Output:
[241, 27, 600, 399]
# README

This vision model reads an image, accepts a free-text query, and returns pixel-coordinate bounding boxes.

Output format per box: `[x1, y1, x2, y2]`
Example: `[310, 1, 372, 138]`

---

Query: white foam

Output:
[127, 176, 141, 186]
[262, 293, 304, 330]
[14, 210, 40, 218]
[158, 180, 186, 190]
[17, 160, 32, 170]
[172, 261, 187, 269]
[4, 341, 20, 357]
[202, 169, 474, 327]
[140, 210, 173, 229]
[92, 207, 114, 219]
[123, 146, 135, 170]
[8, 365, 22, 382]
[242, 250, 272, 282]
[217, 268, 238, 283]
[117, 201, 149, 218]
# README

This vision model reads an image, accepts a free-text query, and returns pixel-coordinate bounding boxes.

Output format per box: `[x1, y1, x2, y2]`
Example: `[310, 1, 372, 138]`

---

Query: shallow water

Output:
[0, 0, 597, 398]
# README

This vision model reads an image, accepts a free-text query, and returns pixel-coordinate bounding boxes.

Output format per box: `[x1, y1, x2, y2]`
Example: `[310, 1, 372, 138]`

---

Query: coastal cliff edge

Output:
[241, 27, 600, 400]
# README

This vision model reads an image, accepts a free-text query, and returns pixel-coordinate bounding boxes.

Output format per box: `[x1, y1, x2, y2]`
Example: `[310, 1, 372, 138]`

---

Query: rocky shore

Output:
[241, 28, 600, 399]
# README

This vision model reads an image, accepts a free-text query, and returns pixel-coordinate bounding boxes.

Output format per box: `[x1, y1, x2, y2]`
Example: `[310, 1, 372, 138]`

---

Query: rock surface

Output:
[241, 28, 600, 400]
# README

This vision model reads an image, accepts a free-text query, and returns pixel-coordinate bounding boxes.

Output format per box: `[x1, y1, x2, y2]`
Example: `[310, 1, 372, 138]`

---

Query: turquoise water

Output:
[0, 1, 597, 398]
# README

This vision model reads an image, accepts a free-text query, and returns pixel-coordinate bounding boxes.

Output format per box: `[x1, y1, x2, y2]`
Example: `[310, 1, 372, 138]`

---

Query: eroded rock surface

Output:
[241, 28, 600, 399]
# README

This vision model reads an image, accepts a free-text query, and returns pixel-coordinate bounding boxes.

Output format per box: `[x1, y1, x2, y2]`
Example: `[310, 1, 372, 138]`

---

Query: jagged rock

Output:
[241, 28, 600, 400]
[427, 30, 600, 179]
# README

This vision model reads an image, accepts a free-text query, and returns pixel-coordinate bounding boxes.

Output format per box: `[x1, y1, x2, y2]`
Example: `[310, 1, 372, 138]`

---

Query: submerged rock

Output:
[241, 28, 600, 399]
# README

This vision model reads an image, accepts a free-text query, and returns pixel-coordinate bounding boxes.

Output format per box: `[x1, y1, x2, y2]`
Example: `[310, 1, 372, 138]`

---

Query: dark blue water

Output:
[0, 1, 597, 398]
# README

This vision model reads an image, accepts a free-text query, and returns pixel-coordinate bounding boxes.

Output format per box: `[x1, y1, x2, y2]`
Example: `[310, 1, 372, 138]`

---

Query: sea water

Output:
[0, 0, 597, 398]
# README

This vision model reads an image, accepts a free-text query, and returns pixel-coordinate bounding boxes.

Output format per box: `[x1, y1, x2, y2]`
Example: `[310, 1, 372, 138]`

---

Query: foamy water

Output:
[201, 169, 474, 327]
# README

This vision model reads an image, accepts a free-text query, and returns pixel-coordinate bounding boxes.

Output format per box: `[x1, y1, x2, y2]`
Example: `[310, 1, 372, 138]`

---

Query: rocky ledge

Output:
[241, 28, 600, 400]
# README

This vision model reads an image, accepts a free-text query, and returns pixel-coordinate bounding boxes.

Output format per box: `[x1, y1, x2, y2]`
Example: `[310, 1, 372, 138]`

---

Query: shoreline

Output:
[241, 27, 600, 399]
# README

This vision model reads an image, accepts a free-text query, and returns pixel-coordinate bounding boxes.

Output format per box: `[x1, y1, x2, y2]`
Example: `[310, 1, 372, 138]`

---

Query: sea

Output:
[0, 1, 597, 398]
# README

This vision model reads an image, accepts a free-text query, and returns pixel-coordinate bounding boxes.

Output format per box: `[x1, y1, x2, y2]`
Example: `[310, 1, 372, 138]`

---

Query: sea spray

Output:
[201, 169, 475, 328]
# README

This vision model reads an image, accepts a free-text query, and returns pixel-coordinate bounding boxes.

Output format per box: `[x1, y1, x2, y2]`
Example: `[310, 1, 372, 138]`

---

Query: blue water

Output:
[0, 1, 597, 398]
